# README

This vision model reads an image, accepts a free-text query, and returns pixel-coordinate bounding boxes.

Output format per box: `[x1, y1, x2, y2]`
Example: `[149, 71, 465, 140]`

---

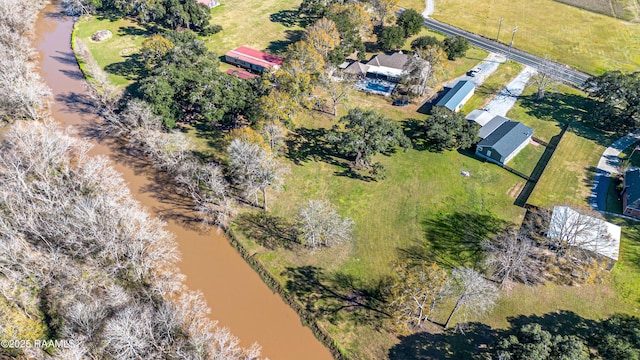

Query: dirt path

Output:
[34, 5, 333, 360]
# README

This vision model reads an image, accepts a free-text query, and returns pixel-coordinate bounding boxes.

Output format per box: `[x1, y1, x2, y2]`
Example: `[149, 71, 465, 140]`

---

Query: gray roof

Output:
[436, 80, 476, 111]
[366, 52, 408, 70]
[477, 121, 533, 157]
[343, 61, 369, 75]
[466, 109, 494, 126]
[625, 168, 640, 210]
[479, 115, 509, 139]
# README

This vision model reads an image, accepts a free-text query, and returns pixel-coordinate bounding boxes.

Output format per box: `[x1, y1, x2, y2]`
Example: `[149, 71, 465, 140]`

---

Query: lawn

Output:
[432, 0, 640, 74]
[508, 140, 546, 176]
[74, 16, 148, 86]
[461, 60, 524, 114]
[205, 0, 303, 56]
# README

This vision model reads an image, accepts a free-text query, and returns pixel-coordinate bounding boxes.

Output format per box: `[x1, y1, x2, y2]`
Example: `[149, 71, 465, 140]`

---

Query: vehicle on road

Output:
[467, 67, 480, 77]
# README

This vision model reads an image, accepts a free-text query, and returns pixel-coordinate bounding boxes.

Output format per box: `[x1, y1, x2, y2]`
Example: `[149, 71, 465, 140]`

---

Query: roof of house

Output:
[343, 61, 369, 75]
[479, 115, 509, 139]
[547, 206, 621, 261]
[477, 120, 533, 157]
[225, 46, 283, 69]
[436, 80, 476, 111]
[366, 52, 408, 70]
[226, 67, 258, 80]
[466, 109, 494, 126]
[624, 168, 640, 210]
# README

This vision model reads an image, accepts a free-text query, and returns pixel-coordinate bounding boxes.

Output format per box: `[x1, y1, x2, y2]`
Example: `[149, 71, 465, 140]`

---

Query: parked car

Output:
[467, 67, 480, 77]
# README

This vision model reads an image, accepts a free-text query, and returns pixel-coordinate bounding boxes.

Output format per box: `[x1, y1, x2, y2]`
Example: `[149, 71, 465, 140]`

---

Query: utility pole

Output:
[507, 25, 518, 60]
[496, 17, 503, 42]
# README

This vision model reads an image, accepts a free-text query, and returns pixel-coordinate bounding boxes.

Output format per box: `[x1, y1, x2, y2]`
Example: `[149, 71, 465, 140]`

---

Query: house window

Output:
[486, 150, 492, 157]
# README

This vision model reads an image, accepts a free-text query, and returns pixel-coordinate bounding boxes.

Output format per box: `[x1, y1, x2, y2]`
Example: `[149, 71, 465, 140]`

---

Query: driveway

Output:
[445, 52, 506, 88]
[482, 66, 536, 117]
[590, 131, 640, 211]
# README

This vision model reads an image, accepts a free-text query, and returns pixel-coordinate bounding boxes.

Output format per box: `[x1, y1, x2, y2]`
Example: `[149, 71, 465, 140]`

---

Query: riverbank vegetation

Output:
[69, 0, 640, 358]
[0, 2, 263, 358]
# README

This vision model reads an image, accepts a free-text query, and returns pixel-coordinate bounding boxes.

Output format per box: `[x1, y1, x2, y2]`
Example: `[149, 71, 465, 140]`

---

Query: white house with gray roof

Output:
[475, 120, 533, 165]
[343, 52, 408, 82]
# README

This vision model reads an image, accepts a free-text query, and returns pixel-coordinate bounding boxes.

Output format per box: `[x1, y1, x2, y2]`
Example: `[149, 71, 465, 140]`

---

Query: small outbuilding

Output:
[226, 67, 258, 80]
[435, 80, 476, 112]
[465, 109, 494, 127]
[224, 46, 283, 73]
[548, 206, 621, 262]
[623, 168, 640, 219]
[475, 120, 533, 165]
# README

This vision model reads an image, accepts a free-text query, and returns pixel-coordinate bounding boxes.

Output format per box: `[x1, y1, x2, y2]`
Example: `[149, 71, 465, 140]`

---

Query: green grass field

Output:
[433, 0, 640, 74]
[74, 16, 148, 86]
[206, 0, 303, 56]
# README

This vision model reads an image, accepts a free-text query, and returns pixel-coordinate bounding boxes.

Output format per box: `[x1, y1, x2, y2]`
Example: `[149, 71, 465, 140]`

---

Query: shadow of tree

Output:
[269, 9, 306, 27]
[518, 92, 615, 146]
[388, 311, 606, 359]
[104, 53, 146, 81]
[117, 25, 152, 37]
[398, 212, 509, 268]
[281, 266, 390, 326]
[234, 212, 298, 249]
[266, 29, 305, 55]
[402, 119, 427, 151]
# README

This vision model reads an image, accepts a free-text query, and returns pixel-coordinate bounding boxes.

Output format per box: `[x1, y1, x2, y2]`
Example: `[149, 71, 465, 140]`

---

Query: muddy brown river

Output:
[34, 5, 333, 359]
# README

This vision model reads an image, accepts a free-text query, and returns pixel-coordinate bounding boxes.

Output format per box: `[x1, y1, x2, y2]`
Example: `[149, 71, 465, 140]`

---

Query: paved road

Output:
[423, 18, 591, 87]
[590, 131, 640, 211]
[483, 66, 536, 117]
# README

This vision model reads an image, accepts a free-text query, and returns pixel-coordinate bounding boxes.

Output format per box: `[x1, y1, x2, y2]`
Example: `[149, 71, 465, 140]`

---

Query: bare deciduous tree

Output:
[389, 260, 450, 333]
[227, 138, 289, 210]
[0, 122, 261, 359]
[483, 229, 541, 286]
[444, 267, 499, 329]
[260, 121, 286, 155]
[296, 199, 354, 249]
[529, 57, 560, 101]
[321, 68, 354, 116]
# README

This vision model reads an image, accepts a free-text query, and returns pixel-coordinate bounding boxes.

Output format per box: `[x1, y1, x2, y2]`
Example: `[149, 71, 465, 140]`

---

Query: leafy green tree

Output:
[329, 108, 410, 169]
[139, 39, 256, 128]
[425, 107, 479, 151]
[396, 9, 424, 37]
[378, 25, 406, 51]
[443, 35, 469, 60]
[597, 314, 640, 360]
[326, 6, 367, 58]
[140, 35, 174, 68]
[496, 323, 590, 360]
[583, 71, 640, 131]
[411, 35, 442, 51]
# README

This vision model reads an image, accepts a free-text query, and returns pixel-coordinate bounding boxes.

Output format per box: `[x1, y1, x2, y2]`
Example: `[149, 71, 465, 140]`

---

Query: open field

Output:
[461, 60, 523, 113]
[432, 0, 640, 74]
[74, 17, 147, 86]
[206, 0, 303, 56]
[554, 0, 639, 21]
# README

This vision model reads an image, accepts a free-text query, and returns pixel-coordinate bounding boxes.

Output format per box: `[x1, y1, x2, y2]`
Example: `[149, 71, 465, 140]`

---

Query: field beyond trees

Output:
[432, 0, 640, 75]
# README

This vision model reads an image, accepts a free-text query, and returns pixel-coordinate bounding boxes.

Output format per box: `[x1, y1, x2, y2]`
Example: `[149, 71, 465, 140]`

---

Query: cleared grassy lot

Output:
[433, 0, 640, 74]
[206, 0, 303, 55]
[74, 16, 147, 86]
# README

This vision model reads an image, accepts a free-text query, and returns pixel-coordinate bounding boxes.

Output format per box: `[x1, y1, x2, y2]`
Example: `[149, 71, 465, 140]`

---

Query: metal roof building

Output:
[475, 120, 533, 165]
[435, 80, 476, 112]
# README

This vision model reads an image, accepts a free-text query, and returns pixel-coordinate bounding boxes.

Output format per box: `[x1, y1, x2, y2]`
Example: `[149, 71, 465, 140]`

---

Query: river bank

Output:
[34, 4, 333, 359]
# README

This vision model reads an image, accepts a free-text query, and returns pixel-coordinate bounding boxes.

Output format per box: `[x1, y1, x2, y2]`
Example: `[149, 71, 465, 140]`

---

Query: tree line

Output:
[0, 2, 263, 358]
